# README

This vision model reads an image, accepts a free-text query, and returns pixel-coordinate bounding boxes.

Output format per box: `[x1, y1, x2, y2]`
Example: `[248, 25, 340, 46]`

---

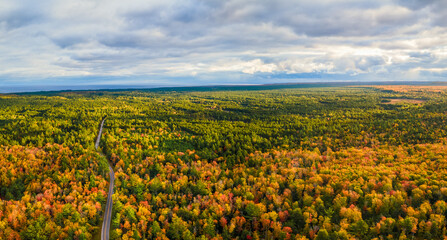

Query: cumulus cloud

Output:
[0, 0, 446, 88]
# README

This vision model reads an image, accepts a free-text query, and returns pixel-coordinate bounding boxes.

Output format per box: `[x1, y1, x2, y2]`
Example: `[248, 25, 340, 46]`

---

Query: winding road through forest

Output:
[95, 117, 114, 240]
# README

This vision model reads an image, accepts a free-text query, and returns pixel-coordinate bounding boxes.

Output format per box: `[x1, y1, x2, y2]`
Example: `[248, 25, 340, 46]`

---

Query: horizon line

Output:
[3, 80, 447, 94]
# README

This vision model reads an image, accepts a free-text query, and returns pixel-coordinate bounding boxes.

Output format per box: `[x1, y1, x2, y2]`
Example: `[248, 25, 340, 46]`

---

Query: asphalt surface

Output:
[101, 164, 114, 240]
[96, 117, 114, 240]
[95, 117, 106, 149]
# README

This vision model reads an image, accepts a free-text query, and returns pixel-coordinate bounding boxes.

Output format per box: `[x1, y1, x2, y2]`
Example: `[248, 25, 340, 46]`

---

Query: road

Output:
[95, 117, 115, 240]
[95, 117, 106, 149]
[101, 164, 114, 240]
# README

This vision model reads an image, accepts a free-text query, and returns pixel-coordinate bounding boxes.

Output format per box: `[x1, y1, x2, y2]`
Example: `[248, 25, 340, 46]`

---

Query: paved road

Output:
[101, 164, 114, 240]
[95, 117, 106, 149]
[95, 117, 115, 240]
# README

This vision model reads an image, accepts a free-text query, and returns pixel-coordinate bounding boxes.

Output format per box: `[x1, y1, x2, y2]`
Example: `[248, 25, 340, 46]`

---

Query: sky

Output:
[1, 0, 447, 91]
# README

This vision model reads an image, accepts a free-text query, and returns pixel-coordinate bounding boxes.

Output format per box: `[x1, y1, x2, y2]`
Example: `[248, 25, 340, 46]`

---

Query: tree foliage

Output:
[1, 86, 447, 239]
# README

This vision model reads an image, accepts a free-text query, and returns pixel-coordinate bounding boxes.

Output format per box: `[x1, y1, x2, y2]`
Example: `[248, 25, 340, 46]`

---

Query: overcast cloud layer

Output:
[1, 0, 446, 89]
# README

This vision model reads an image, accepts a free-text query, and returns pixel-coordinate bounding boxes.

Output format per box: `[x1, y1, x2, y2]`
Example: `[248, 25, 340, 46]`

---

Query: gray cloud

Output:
[0, 11, 39, 30]
[0, 0, 446, 88]
[397, 0, 437, 10]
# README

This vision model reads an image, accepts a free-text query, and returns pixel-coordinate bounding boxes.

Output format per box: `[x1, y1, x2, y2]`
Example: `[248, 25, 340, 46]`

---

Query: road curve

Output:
[95, 117, 115, 240]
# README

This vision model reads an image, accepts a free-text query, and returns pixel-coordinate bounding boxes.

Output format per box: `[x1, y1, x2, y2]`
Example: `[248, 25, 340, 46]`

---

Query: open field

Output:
[370, 85, 447, 93]
[381, 98, 427, 104]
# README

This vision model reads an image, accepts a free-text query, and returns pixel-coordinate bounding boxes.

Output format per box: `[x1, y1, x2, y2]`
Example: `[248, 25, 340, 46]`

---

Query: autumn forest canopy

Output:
[2, 85, 447, 239]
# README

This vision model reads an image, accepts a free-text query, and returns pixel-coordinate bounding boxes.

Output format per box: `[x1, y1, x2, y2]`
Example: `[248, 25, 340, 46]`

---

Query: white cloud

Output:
[0, 0, 446, 87]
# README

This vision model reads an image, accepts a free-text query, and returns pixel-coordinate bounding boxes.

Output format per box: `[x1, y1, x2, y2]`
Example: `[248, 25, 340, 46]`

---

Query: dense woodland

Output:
[1, 85, 447, 239]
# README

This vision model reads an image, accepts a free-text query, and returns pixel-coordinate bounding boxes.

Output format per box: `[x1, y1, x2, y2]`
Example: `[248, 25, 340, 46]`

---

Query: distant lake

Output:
[1, 81, 445, 94]
[0, 85, 165, 93]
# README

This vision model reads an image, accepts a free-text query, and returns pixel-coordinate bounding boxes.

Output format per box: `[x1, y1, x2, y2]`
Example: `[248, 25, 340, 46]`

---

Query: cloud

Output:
[0, 0, 446, 89]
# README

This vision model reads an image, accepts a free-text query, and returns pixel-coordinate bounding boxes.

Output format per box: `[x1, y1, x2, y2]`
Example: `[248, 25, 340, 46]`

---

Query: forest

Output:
[1, 85, 447, 239]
